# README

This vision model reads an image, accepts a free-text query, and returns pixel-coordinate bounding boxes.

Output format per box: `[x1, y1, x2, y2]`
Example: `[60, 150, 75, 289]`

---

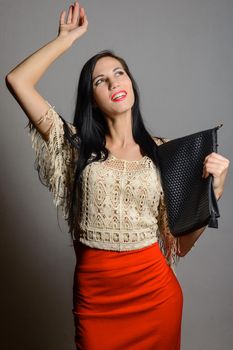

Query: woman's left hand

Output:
[202, 152, 230, 200]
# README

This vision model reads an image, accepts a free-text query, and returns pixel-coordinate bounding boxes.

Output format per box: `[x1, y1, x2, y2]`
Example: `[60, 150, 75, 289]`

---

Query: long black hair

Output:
[61, 49, 165, 240]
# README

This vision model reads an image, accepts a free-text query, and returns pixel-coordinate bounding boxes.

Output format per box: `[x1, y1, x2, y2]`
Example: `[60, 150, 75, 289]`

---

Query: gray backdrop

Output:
[1, 0, 232, 349]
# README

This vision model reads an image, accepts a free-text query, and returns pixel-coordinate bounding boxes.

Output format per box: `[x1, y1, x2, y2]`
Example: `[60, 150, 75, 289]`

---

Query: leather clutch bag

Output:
[156, 123, 223, 237]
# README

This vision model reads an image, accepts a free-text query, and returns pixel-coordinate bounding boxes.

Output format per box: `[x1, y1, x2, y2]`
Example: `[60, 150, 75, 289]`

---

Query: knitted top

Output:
[26, 101, 181, 270]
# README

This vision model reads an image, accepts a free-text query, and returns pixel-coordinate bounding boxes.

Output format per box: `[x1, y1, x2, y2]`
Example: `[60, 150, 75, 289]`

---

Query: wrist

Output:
[54, 35, 73, 51]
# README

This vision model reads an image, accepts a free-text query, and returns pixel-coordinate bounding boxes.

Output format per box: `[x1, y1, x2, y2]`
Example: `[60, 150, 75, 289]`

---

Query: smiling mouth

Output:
[112, 95, 127, 102]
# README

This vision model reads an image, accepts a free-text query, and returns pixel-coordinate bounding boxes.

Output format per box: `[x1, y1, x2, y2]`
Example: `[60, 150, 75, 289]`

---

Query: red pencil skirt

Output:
[72, 241, 183, 350]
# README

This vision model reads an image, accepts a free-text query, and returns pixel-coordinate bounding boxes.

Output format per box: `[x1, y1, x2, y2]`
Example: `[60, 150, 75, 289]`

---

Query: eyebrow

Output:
[92, 67, 123, 83]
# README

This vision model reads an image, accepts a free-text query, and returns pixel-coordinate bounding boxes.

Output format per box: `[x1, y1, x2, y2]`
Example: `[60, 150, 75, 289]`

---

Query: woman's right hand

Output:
[57, 1, 88, 46]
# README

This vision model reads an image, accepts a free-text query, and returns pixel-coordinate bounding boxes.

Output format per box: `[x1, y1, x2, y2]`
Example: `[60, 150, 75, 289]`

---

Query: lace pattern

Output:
[76, 156, 161, 234]
[73, 150, 180, 269]
[26, 103, 181, 270]
[78, 225, 159, 251]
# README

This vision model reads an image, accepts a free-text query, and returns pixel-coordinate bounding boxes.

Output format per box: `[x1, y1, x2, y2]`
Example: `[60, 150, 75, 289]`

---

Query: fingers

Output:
[72, 1, 80, 24]
[60, 2, 87, 27]
[59, 8, 73, 26]
[67, 4, 74, 24]
[60, 10, 66, 25]
[59, 1, 88, 39]
[81, 7, 89, 27]
[73, 4, 87, 27]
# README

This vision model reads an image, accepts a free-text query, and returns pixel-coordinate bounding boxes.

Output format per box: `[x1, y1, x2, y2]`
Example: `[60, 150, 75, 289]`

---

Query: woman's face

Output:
[92, 56, 135, 118]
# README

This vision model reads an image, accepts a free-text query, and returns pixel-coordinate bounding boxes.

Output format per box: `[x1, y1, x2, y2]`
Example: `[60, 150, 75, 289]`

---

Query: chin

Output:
[113, 106, 132, 114]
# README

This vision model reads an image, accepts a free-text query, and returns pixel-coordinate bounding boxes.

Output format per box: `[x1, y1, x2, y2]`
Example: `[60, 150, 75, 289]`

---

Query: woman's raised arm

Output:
[5, 1, 88, 141]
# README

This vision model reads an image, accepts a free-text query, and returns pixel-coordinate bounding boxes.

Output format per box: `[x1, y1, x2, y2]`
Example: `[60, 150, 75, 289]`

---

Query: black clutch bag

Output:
[156, 123, 223, 237]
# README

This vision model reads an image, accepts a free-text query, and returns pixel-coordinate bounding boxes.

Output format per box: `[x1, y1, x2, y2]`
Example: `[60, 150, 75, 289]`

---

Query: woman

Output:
[5, 2, 230, 349]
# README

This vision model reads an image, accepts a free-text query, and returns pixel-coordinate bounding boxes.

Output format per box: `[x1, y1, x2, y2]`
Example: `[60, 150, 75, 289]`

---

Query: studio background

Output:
[1, 0, 232, 349]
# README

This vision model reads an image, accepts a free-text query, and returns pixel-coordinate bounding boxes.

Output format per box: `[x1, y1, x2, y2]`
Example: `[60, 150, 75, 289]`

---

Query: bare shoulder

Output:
[152, 136, 171, 146]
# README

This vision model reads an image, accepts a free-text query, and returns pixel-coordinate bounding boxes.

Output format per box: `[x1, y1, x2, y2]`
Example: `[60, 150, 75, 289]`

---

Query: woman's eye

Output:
[95, 71, 124, 86]
[96, 78, 104, 86]
[116, 71, 124, 76]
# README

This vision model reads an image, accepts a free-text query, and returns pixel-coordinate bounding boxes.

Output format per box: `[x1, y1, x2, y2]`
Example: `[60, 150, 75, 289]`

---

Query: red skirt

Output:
[72, 241, 183, 350]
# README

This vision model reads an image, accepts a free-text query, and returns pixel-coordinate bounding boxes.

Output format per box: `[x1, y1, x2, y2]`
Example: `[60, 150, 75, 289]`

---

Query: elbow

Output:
[176, 236, 197, 257]
[5, 73, 33, 92]
[5, 73, 28, 96]
[176, 245, 194, 257]
[5, 74, 16, 95]
[176, 244, 189, 257]
[5, 74, 11, 87]
[5, 73, 18, 92]
[5, 74, 22, 98]
[176, 237, 187, 257]
[5, 73, 19, 88]
[176, 251, 187, 257]
[5, 72, 14, 84]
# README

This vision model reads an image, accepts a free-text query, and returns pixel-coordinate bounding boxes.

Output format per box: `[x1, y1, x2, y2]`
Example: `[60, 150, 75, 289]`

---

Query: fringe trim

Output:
[157, 190, 181, 272]
[26, 101, 77, 221]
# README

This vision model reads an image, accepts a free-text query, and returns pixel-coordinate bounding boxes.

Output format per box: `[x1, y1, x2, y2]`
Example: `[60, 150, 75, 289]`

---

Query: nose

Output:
[109, 78, 120, 90]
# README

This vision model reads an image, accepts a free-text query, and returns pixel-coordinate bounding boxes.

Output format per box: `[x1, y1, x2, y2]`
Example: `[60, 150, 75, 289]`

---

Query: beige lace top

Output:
[26, 101, 181, 270]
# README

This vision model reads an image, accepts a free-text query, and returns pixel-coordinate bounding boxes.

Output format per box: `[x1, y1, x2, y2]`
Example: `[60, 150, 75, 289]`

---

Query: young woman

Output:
[5, 2, 230, 349]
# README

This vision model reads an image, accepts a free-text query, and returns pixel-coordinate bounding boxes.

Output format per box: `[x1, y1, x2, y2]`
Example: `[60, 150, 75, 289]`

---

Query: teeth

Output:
[113, 92, 126, 100]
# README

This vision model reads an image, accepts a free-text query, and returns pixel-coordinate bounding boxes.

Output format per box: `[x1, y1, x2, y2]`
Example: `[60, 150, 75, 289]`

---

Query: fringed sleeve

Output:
[153, 136, 181, 272]
[156, 190, 181, 272]
[25, 101, 78, 220]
